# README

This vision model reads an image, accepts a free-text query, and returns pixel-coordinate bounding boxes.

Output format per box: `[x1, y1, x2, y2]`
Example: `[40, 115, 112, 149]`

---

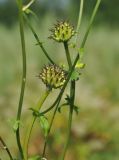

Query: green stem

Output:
[61, 81, 75, 160]
[40, 53, 79, 116]
[23, 89, 51, 160]
[62, 107, 73, 159]
[61, 1, 101, 159]
[75, 0, 84, 44]
[23, 14, 55, 64]
[16, 0, 27, 159]
[0, 137, 14, 160]
[63, 42, 72, 68]
[61, 42, 75, 160]
[81, 0, 101, 48]
[42, 98, 61, 157]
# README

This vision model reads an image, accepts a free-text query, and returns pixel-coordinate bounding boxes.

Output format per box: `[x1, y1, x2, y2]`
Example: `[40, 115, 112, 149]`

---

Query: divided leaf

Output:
[71, 69, 80, 81]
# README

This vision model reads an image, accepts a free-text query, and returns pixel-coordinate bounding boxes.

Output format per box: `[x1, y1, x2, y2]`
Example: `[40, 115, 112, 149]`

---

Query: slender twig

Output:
[16, 0, 27, 159]
[75, 0, 84, 44]
[23, 89, 51, 160]
[23, 14, 55, 64]
[80, 0, 101, 49]
[0, 137, 13, 160]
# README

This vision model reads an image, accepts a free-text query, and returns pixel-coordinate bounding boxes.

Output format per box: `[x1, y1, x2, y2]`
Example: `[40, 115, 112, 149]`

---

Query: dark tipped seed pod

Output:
[49, 21, 75, 42]
[39, 64, 67, 89]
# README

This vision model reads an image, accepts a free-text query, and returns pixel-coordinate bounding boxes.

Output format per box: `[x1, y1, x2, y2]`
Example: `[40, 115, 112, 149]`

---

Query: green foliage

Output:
[71, 69, 80, 81]
[39, 116, 49, 138]
[9, 119, 21, 132]
[70, 60, 85, 81]
[58, 94, 80, 115]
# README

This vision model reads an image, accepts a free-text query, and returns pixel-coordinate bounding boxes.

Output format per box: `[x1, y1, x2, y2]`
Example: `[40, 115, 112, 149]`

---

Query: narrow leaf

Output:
[39, 116, 49, 137]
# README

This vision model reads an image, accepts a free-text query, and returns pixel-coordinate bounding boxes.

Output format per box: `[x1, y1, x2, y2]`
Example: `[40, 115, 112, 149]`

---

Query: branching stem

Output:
[42, 98, 61, 157]
[23, 89, 51, 160]
[41, 54, 79, 158]
[61, 1, 101, 160]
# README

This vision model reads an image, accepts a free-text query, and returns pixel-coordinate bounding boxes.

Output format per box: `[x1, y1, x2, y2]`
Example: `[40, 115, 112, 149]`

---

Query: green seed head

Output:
[49, 21, 75, 42]
[39, 64, 67, 89]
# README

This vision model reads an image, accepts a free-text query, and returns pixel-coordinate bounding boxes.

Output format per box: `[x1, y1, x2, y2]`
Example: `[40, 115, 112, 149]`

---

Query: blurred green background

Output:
[0, 0, 119, 160]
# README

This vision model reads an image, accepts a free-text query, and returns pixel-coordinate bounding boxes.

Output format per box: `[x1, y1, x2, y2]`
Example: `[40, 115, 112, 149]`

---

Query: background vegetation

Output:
[0, 0, 119, 160]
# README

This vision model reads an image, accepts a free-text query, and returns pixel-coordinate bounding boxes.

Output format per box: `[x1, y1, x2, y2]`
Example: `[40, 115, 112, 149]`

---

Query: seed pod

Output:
[39, 64, 67, 89]
[49, 21, 75, 42]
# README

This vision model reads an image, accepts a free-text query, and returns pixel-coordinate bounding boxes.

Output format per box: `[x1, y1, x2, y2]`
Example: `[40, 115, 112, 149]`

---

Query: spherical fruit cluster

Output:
[49, 21, 75, 42]
[39, 64, 67, 89]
